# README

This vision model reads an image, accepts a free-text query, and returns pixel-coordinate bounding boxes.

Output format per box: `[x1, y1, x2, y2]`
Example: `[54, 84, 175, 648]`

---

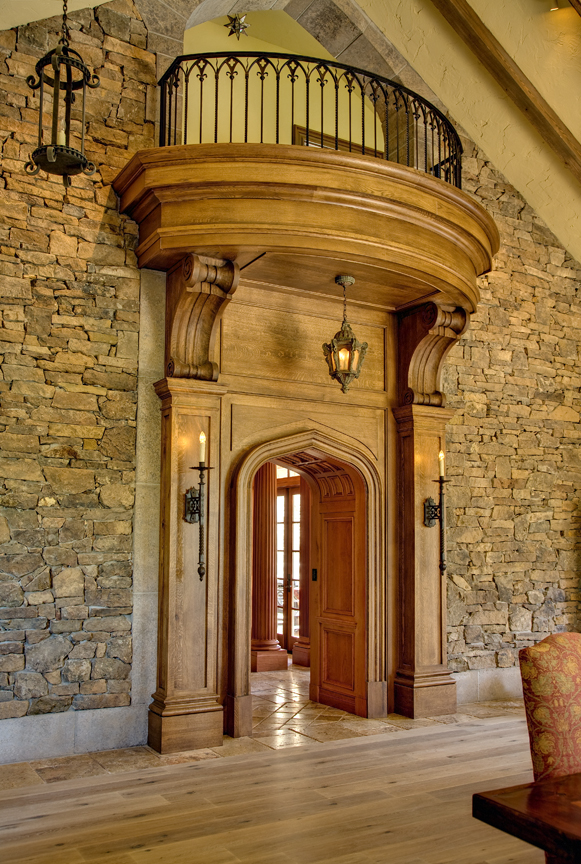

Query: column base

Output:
[148, 702, 223, 754]
[292, 638, 310, 667]
[394, 670, 456, 718]
[251, 648, 289, 672]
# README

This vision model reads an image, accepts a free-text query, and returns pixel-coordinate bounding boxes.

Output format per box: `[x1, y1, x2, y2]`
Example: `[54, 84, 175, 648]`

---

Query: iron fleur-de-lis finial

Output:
[224, 13, 249, 39]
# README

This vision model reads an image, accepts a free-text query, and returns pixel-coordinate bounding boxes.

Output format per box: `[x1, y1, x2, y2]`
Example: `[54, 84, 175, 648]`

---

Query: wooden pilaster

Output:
[148, 378, 224, 753]
[393, 404, 456, 717]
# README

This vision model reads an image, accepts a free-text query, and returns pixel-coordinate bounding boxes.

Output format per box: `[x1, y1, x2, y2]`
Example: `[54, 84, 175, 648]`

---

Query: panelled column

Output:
[292, 475, 311, 667]
[251, 463, 288, 672]
[393, 404, 456, 717]
[148, 378, 225, 753]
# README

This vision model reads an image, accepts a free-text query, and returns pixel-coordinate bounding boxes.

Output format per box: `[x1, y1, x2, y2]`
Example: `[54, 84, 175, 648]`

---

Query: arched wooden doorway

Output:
[227, 430, 385, 738]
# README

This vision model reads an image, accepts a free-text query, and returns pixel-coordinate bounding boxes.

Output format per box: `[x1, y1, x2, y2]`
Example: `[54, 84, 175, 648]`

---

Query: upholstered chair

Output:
[519, 632, 581, 783]
[519, 633, 581, 864]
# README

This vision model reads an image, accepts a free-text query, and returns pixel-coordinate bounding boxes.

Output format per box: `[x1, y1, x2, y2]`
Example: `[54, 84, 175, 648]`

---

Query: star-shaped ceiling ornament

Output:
[224, 13, 249, 40]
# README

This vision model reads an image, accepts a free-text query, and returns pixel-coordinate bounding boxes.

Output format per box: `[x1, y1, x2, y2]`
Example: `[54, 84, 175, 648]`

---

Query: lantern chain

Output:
[342, 281, 347, 324]
[62, 0, 69, 45]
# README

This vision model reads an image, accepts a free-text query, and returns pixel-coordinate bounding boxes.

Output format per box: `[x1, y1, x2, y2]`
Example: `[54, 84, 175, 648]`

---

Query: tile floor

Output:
[0, 665, 526, 790]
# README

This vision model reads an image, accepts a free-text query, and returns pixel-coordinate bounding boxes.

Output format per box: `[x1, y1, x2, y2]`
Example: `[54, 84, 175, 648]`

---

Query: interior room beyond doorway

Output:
[250, 451, 368, 719]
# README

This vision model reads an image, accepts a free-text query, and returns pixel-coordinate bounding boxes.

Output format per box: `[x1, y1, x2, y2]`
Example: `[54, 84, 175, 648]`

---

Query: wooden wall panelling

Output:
[429, 0, 581, 186]
[149, 378, 225, 753]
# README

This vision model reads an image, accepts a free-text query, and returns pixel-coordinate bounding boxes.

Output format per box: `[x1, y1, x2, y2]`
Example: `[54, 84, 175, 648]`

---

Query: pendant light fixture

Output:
[25, 0, 100, 186]
[323, 275, 368, 393]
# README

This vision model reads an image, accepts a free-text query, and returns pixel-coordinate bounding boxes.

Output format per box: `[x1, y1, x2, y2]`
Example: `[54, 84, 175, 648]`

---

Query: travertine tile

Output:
[0, 761, 45, 790]
[30, 755, 107, 783]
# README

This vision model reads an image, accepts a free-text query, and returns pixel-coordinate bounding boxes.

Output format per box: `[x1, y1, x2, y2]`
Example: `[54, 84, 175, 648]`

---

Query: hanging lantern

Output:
[323, 275, 368, 393]
[25, 0, 100, 187]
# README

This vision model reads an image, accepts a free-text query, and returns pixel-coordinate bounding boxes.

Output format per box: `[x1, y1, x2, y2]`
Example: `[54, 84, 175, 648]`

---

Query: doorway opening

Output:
[250, 449, 368, 718]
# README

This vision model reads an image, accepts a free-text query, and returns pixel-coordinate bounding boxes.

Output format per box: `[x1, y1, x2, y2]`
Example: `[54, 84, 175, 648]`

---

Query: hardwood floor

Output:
[0, 715, 543, 864]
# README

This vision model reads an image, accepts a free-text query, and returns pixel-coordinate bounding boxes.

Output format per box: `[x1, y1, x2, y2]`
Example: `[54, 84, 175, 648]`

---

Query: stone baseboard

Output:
[453, 666, 523, 704]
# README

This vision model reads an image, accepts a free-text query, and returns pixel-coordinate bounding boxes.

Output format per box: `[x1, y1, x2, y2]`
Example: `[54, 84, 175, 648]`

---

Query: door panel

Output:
[310, 465, 367, 717]
[322, 517, 354, 615]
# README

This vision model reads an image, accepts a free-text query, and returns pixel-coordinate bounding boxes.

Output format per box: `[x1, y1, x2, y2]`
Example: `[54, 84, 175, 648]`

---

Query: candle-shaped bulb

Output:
[438, 450, 445, 478]
[56, 128, 66, 147]
[199, 431, 206, 464]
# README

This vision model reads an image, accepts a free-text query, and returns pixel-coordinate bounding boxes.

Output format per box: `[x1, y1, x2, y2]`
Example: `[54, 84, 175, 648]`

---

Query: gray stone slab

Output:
[297, 0, 360, 58]
[335, 32, 396, 79]
[0, 711, 76, 764]
[73, 706, 148, 753]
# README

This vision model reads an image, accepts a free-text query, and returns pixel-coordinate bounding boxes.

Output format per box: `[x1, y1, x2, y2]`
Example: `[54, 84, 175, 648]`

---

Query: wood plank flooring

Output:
[0, 716, 543, 864]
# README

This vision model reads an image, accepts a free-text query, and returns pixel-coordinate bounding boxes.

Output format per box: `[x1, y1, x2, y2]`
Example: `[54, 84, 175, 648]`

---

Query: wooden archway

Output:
[226, 428, 385, 737]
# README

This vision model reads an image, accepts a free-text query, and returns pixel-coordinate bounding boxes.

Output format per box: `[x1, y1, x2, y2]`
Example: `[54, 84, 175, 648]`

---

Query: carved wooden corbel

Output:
[165, 253, 240, 380]
[397, 302, 469, 406]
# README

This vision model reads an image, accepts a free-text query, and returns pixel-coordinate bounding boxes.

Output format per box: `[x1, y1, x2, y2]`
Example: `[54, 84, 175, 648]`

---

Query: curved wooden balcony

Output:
[114, 142, 498, 313]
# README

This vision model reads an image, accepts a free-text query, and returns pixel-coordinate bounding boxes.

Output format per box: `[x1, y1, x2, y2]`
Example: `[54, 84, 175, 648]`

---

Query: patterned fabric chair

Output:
[519, 633, 581, 864]
[519, 632, 581, 783]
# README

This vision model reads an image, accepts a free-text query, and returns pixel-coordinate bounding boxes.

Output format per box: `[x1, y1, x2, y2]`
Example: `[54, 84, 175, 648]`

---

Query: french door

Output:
[276, 471, 301, 651]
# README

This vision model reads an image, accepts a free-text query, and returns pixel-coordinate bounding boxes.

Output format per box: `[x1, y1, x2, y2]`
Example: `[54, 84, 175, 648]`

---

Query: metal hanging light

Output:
[323, 275, 368, 393]
[25, 0, 100, 186]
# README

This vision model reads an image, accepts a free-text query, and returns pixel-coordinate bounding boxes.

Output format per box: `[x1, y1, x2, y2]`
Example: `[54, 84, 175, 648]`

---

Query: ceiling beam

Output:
[429, 0, 581, 187]
[568, 0, 581, 16]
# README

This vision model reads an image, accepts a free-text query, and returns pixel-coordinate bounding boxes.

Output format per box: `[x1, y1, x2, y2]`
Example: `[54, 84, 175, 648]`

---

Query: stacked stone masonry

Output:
[445, 137, 581, 673]
[0, 1, 580, 718]
[0, 0, 154, 718]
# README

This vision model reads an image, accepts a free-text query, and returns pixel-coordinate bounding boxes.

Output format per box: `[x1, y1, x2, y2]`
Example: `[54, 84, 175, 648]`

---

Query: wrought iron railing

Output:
[159, 52, 462, 188]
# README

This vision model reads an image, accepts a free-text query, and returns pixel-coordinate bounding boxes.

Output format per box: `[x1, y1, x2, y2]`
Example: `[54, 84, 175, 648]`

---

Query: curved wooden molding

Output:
[397, 302, 469, 406]
[166, 253, 239, 380]
[114, 144, 499, 314]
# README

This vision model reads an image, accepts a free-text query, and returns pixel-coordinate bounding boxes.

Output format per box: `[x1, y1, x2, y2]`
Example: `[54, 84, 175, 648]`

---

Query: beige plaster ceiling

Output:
[0, 1, 101, 30]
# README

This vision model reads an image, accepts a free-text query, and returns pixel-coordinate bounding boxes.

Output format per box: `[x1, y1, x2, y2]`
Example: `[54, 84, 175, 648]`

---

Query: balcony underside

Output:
[114, 143, 499, 313]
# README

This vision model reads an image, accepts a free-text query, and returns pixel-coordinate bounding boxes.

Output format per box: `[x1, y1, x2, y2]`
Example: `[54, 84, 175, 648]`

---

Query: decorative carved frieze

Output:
[397, 302, 469, 407]
[165, 253, 240, 380]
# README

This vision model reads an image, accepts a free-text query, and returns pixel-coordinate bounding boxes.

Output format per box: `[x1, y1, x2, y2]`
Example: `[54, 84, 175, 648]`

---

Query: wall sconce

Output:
[25, 0, 100, 186]
[323, 275, 368, 392]
[184, 432, 212, 581]
[423, 450, 448, 574]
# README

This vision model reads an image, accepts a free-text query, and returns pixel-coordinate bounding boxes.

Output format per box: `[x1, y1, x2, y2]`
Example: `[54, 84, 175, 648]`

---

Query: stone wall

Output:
[445, 135, 581, 678]
[1, 0, 580, 731]
[0, 0, 155, 719]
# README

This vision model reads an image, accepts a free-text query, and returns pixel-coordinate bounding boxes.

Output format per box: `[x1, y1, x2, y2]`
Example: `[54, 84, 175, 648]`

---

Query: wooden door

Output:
[310, 466, 367, 717]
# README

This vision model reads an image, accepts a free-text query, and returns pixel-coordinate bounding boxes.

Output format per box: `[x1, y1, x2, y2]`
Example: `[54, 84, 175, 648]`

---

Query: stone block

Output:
[62, 659, 91, 682]
[28, 696, 73, 714]
[0, 700, 28, 719]
[26, 590, 54, 605]
[52, 567, 84, 598]
[83, 616, 131, 632]
[26, 635, 73, 672]
[99, 483, 134, 509]
[0, 654, 25, 672]
[13, 671, 48, 699]
[92, 657, 130, 679]
[72, 693, 130, 710]
[0, 581, 24, 607]
[44, 467, 95, 494]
